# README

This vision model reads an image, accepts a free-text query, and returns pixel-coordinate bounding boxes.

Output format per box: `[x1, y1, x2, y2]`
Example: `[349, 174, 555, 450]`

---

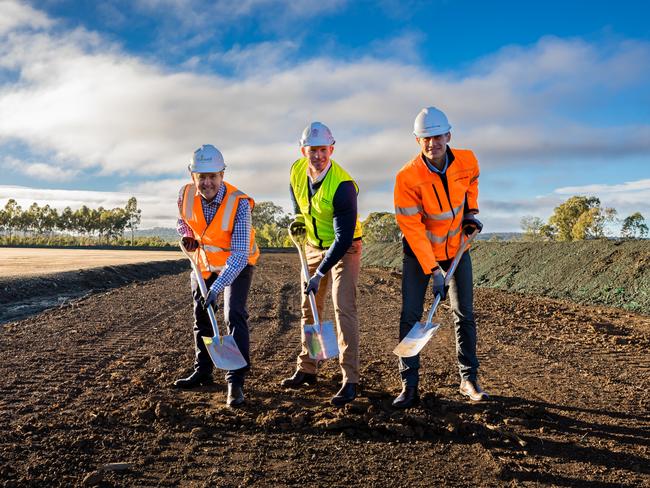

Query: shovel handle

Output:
[425, 230, 479, 324]
[179, 241, 222, 342]
[287, 224, 321, 327]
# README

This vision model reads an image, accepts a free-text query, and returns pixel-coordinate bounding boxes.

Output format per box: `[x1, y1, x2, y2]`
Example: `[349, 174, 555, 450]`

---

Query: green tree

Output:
[362, 212, 401, 243]
[252, 201, 292, 247]
[621, 212, 648, 239]
[2, 199, 22, 239]
[124, 197, 142, 245]
[520, 215, 546, 241]
[571, 206, 617, 240]
[24, 202, 42, 235]
[548, 196, 607, 241]
[252, 201, 291, 229]
[58, 207, 74, 234]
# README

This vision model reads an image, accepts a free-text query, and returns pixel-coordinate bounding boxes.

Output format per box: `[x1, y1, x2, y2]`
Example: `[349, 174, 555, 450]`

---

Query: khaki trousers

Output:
[297, 240, 362, 383]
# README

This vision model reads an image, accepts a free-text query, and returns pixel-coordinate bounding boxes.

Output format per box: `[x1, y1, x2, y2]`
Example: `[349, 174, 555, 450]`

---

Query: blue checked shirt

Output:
[177, 183, 251, 297]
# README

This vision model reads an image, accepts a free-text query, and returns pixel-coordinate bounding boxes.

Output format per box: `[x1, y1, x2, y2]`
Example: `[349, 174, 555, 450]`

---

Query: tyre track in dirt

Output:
[1, 253, 649, 487]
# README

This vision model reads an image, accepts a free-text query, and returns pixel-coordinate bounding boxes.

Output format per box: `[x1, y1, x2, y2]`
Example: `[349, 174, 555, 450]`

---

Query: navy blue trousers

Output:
[398, 251, 479, 386]
[191, 265, 254, 386]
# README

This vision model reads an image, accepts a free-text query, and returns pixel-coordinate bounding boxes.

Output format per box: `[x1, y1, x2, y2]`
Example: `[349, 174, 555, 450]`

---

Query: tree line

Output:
[0, 197, 143, 245]
[521, 196, 648, 241]
[2, 195, 646, 248]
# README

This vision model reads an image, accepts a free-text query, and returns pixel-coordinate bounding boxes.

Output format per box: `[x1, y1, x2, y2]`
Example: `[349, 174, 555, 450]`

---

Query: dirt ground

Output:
[0, 248, 182, 278]
[0, 251, 649, 487]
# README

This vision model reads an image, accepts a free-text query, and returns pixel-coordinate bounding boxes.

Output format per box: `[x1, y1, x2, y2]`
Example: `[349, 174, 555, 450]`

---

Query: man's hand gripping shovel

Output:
[393, 230, 479, 358]
[179, 241, 247, 371]
[287, 224, 339, 361]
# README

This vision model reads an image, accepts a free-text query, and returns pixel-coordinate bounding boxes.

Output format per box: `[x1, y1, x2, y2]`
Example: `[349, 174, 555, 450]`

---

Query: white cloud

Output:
[554, 179, 650, 217]
[1, 4, 649, 230]
[2, 156, 79, 181]
[0, 0, 51, 35]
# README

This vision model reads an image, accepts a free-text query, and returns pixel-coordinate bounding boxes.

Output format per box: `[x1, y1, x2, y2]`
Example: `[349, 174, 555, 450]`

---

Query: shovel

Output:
[393, 230, 478, 358]
[179, 241, 248, 371]
[287, 224, 339, 361]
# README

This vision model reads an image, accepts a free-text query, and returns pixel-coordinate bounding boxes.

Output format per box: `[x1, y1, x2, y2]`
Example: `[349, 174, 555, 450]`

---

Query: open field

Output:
[0, 250, 649, 487]
[0, 248, 182, 278]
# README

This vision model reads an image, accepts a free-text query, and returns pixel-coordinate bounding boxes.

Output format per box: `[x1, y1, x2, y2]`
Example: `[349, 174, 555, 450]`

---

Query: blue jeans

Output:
[398, 251, 479, 386]
[191, 265, 254, 386]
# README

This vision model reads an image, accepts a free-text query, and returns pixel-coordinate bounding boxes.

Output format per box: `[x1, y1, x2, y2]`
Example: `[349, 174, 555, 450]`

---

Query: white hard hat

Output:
[413, 106, 452, 138]
[188, 144, 226, 173]
[299, 121, 335, 147]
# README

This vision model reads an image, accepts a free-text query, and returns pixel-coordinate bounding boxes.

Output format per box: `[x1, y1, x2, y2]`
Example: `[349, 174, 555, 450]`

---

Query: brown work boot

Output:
[280, 370, 317, 389]
[459, 378, 489, 401]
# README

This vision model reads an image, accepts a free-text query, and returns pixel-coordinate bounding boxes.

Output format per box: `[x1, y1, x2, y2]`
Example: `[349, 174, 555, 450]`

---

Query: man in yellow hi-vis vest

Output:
[175, 144, 259, 407]
[280, 122, 363, 407]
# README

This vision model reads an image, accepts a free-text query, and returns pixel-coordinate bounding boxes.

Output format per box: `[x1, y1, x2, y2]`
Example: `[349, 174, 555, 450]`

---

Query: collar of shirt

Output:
[422, 150, 449, 175]
[307, 161, 332, 185]
[200, 182, 225, 207]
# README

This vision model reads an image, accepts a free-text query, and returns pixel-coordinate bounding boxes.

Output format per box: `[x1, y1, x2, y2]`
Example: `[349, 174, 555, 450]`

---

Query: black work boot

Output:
[173, 371, 213, 389]
[392, 385, 419, 409]
[280, 370, 318, 389]
[226, 384, 245, 407]
[331, 383, 357, 407]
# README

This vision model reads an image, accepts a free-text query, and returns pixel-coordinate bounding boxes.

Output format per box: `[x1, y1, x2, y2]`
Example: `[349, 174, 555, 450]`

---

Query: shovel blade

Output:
[303, 320, 339, 360]
[393, 321, 441, 358]
[202, 335, 248, 371]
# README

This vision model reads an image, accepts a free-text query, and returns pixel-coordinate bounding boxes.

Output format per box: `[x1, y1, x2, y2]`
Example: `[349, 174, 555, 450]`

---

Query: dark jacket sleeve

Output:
[317, 181, 357, 275]
[289, 184, 300, 215]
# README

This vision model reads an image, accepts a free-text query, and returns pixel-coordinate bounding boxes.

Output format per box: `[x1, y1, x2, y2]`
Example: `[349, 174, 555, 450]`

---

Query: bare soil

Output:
[0, 248, 182, 278]
[0, 251, 649, 487]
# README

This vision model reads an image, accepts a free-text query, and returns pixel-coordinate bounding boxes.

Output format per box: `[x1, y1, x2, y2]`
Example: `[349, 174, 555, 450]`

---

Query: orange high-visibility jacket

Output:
[394, 149, 479, 274]
[180, 181, 259, 278]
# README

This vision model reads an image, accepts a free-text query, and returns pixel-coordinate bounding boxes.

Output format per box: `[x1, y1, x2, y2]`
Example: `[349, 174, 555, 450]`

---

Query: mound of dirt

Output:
[363, 240, 650, 313]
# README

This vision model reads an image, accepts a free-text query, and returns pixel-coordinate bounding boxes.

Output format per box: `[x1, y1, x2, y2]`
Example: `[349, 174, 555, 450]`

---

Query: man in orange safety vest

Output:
[392, 107, 489, 408]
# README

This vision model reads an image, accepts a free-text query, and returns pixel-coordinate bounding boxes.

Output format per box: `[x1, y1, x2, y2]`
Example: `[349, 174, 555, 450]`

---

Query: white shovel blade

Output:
[393, 321, 441, 358]
[202, 335, 248, 371]
[304, 320, 339, 360]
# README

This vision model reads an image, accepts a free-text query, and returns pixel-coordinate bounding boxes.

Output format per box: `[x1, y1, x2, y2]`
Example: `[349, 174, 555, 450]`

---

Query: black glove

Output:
[182, 236, 198, 251]
[289, 217, 306, 236]
[462, 214, 483, 236]
[304, 273, 323, 295]
[201, 288, 218, 311]
[431, 269, 446, 300]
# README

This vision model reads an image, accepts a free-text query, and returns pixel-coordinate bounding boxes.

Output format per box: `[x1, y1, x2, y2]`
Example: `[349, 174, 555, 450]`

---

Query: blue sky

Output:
[0, 0, 648, 231]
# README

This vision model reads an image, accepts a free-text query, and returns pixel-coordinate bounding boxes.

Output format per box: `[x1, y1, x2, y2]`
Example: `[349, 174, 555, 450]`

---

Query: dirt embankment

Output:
[363, 240, 650, 313]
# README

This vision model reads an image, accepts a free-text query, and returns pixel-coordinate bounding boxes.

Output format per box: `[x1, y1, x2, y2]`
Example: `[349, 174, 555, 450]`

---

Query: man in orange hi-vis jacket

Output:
[392, 107, 488, 409]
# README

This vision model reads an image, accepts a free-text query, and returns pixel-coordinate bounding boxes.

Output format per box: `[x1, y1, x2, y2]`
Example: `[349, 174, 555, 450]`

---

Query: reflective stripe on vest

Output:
[426, 221, 462, 244]
[221, 190, 245, 231]
[396, 199, 465, 221]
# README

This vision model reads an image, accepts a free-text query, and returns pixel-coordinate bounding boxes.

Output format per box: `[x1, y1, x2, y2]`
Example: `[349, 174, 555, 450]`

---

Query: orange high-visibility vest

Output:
[394, 149, 479, 274]
[180, 181, 259, 278]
